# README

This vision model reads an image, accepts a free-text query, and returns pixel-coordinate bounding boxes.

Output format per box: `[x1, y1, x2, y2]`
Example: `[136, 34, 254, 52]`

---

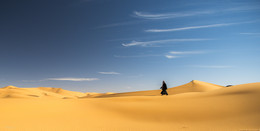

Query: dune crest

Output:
[0, 81, 259, 131]
[0, 86, 86, 98]
[2, 85, 19, 89]
[0, 81, 257, 99]
[37, 87, 63, 93]
[167, 80, 224, 93]
[93, 80, 225, 98]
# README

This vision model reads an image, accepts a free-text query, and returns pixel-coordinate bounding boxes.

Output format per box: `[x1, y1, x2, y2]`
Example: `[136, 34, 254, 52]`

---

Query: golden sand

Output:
[0, 80, 259, 131]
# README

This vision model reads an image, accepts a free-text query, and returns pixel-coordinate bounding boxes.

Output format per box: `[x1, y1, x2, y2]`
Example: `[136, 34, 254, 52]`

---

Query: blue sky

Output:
[0, 0, 260, 93]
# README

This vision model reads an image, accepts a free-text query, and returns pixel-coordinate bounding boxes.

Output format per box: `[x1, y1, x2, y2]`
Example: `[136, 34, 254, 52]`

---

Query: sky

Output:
[0, 0, 260, 93]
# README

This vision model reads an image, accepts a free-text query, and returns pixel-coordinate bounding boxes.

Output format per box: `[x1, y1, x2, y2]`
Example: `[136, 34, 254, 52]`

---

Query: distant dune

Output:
[0, 80, 224, 98]
[0, 86, 86, 99]
[0, 81, 259, 131]
[90, 80, 225, 98]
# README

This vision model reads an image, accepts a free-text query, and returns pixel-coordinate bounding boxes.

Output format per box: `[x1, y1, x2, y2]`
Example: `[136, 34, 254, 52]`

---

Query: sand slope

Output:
[92, 80, 224, 98]
[0, 86, 86, 99]
[0, 80, 223, 99]
[0, 81, 259, 131]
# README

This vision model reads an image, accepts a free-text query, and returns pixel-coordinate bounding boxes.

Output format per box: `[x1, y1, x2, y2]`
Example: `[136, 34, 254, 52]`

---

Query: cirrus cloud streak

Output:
[98, 72, 120, 75]
[46, 77, 99, 81]
[122, 38, 211, 47]
[146, 23, 237, 32]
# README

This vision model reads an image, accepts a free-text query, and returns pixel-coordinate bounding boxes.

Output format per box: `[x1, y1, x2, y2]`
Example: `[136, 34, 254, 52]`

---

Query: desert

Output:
[0, 80, 259, 131]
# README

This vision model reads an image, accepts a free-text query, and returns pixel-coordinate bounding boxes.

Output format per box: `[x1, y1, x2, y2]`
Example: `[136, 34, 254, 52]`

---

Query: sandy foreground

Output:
[0, 80, 260, 131]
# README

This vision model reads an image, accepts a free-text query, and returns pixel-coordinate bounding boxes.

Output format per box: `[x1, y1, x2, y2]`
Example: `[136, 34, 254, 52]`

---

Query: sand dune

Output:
[0, 86, 86, 99]
[0, 80, 224, 99]
[92, 80, 225, 98]
[0, 81, 259, 131]
[37, 87, 86, 98]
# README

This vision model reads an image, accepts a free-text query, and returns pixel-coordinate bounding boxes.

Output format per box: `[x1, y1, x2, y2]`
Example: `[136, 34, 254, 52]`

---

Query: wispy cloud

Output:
[21, 80, 45, 82]
[165, 51, 205, 59]
[145, 23, 237, 32]
[191, 65, 232, 68]
[240, 33, 260, 35]
[115, 51, 204, 59]
[165, 55, 180, 59]
[133, 6, 260, 20]
[98, 72, 120, 75]
[122, 38, 210, 47]
[133, 11, 213, 19]
[98, 6, 259, 28]
[169, 51, 205, 55]
[46, 77, 99, 81]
